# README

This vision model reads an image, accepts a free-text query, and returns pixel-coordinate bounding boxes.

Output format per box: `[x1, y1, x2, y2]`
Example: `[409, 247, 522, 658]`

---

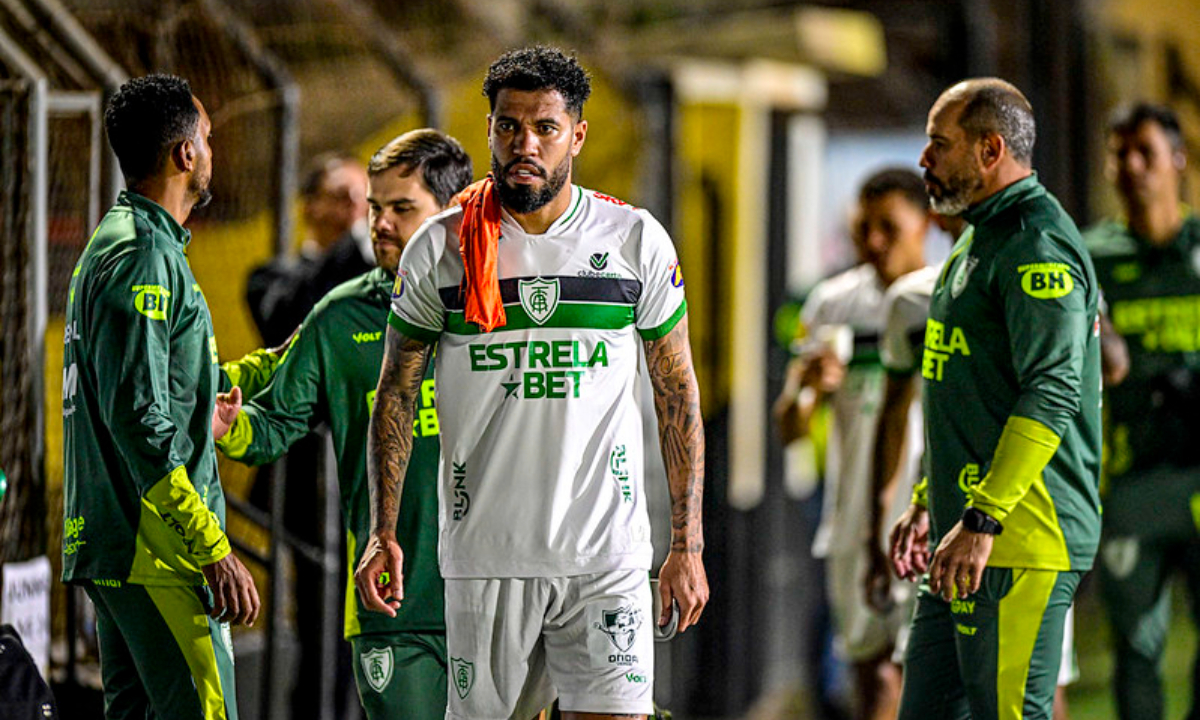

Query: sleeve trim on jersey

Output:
[142, 465, 230, 566]
[388, 311, 441, 344]
[215, 412, 252, 460]
[638, 299, 687, 341]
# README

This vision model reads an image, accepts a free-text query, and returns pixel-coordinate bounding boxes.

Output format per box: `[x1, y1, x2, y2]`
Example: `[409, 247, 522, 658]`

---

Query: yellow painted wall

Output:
[675, 103, 741, 414]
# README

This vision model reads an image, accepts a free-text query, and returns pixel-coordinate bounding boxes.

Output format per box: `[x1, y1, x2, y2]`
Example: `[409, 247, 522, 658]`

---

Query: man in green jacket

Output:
[216, 129, 472, 720]
[61, 74, 259, 720]
[890, 78, 1102, 720]
[1084, 102, 1200, 720]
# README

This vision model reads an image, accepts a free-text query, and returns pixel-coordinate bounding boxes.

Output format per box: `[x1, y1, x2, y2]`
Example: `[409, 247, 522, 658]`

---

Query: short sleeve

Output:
[635, 211, 687, 340]
[388, 221, 447, 344]
[880, 269, 936, 374]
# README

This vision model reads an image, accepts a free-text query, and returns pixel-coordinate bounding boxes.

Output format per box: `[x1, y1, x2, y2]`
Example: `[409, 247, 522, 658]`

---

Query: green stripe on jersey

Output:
[638, 299, 687, 340]
[388, 311, 441, 344]
[445, 302, 635, 335]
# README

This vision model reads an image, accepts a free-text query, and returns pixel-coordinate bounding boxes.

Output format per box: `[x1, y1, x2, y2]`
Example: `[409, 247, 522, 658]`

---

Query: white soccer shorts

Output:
[444, 570, 654, 720]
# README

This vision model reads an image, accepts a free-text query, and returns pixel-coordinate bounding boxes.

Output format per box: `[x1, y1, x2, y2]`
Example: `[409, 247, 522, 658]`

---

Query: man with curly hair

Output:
[61, 73, 259, 720]
[356, 46, 708, 720]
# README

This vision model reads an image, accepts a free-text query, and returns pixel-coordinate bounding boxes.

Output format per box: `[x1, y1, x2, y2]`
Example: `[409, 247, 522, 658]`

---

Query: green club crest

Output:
[450, 657, 475, 699]
[361, 647, 393, 692]
[519, 277, 560, 325]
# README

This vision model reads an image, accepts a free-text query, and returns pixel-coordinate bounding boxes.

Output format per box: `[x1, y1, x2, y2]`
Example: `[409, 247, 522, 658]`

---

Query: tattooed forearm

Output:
[645, 315, 705, 553]
[367, 327, 431, 536]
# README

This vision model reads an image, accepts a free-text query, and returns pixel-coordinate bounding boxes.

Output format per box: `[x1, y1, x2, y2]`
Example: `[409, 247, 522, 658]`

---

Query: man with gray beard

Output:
[890, 78, 1101, 720]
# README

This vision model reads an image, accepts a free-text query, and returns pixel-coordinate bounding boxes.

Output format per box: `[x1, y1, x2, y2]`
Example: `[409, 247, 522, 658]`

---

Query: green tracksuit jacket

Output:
[62, 191, 230, 585]
[922, 175, 1103, 571]
[221, 268, 442, 637]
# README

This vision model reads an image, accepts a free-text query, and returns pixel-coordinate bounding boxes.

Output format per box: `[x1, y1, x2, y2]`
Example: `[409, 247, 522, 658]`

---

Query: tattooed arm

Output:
[645, 314, 709, 632]
[353, 326, 431, 617]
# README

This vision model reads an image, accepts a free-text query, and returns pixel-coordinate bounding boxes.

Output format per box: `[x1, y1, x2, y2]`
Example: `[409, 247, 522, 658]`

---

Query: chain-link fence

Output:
[0, 79, 40, 564]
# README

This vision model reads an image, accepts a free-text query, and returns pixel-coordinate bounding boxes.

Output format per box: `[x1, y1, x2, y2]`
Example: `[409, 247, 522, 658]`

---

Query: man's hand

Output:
[657, 550, 708, 632]
[201, 551, 260, 626]
[928, 520, 993, 601]
[353, 532, 404, 617]
[889, 504, 931, 581]
[863, 543, 893, 612]
[798, 347, 846, 395]
[212, 386, 242, 441]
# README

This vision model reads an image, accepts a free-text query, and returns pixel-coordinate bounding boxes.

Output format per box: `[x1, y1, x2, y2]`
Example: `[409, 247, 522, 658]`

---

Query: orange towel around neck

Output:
[453, 175, 506, 332]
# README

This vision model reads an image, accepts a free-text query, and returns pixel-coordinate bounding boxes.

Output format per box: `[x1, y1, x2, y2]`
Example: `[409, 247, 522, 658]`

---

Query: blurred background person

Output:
[243, 151, 371, 720]
[774, 167, 930, 720]
[246, 152, 371, 346]
[217, 128, 472, 720]
[1084, 102, 1200, 720]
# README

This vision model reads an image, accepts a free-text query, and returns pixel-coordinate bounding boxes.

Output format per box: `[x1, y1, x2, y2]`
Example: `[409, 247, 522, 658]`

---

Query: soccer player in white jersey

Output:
[773, 168, 930, 720]
[354, 46, 708, 720]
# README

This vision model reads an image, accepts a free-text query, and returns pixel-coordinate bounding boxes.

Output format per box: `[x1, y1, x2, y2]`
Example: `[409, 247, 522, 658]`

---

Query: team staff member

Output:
[216, 129, 473, 720]
[1084, 102, 1200, 720]
[890, 78, 1101, 720]
[774, 168, 930, 720]
[61, 74, 260, 720]
[356, 46, 708, 720]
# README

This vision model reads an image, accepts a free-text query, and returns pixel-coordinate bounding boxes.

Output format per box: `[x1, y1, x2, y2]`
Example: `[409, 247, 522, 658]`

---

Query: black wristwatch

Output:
[962, 507, 1004, 535]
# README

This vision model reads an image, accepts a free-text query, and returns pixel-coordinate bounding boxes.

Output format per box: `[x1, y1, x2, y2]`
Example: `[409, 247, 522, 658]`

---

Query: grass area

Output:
[1067, 578, 1196, 718]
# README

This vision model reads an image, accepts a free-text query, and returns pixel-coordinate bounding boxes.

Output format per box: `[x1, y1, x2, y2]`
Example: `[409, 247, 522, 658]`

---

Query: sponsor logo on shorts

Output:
[596, 605, 643, 665]
[955, 623, 977, 637]
[450, 657, 474, 699]
[361, 647, 393, 692]
[625, 671, 648, 684]
[590, 252, 609, 271]
[452, 462, 470, 521]
[353, 330, 382, 344]
[519, 277, 560, 325]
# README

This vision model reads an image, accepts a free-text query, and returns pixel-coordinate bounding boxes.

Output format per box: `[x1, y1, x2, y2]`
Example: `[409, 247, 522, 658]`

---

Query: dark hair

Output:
[301, 152, 362, 198]
[104, 74, 199, 184]
[859, 167, 929, 210]
[368, 129, 474, 207]
[951, 78, 1037, 164]
[482, 46, 592, 120]
[1108, 102, 1184, 152]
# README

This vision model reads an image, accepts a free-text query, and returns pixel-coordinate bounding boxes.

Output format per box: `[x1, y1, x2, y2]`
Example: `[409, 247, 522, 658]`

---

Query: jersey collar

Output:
[119, 190, 192, 248]
[499, 185, 585, 237]
[962, 173, 1044, 229]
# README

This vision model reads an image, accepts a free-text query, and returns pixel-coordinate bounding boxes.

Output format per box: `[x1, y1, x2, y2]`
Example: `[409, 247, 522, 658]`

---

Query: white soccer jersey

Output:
[880, 265, 939, 374]
[389, 185, 687, 579]
[803, 264, 918, 558]
[878, 264, 939, 531]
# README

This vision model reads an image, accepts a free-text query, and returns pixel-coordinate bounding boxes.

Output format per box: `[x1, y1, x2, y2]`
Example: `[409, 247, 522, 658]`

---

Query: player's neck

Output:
[506, 182, 573, 235]
[1127, 200, 1182, 248]
[129, 176, 195, 227]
